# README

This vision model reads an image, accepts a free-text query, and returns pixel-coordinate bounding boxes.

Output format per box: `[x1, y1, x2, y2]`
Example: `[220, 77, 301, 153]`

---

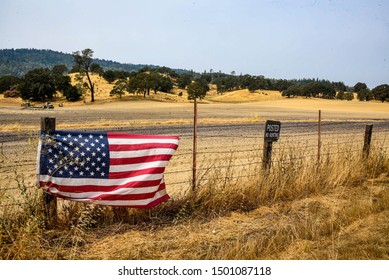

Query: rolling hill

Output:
[0, 48, 188, 77]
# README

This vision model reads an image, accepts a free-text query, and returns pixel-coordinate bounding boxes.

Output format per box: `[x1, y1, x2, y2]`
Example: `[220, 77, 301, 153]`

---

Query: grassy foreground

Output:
[0, 141, 388, 260]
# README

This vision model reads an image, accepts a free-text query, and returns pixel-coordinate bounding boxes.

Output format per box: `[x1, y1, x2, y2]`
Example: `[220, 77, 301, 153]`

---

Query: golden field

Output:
[0, 74, 388, 260]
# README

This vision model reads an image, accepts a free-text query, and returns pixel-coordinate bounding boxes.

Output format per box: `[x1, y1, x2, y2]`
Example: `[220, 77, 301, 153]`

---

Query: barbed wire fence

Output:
[1, 120, 389, 209]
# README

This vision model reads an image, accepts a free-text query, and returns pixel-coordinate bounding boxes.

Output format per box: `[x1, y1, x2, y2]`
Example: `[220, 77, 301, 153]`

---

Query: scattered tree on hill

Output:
[357, 88, 373, 101]
[18, 68, 56, 101]
[353, 82, 367, 93]
[90, 63, 104, 76]
[336, 90, 345, 100]
[52, 64, 68, 76]
[63, 84, 82, 101]
[345, 92, 354, 101]
[103, 70, 116, 84]
[332, 81, 347, 92]
[110, 79, 127, 98]
[0, 75, 20, 93]
[372, 84, 389, 102]
[187, 79, 209, 100]
[282, 85, 300, 98]
[72, 48, 96, 102]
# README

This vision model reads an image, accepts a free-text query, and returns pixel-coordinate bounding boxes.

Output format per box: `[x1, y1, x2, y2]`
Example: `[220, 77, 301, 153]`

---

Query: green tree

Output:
[110, 79, 127, 98]
[72, 48, 96, 102]
[90, 63, 104, 76]
[0, 75, 20, 93]
[52, 64, 68, 76]
[345, 92, 354, 101]
[336, 90, 345, 100]
[282, 85, 301, 98]
[18, 68, 56, 101]
[103, 70, 116, 84]
[63, 84, 82, 101]
[372, 84, 389, 102]
[357, 88, 373, 101]
[187, 79, 209, 100]
[177, 73, 192, 89]
[353, 82, 367, 93]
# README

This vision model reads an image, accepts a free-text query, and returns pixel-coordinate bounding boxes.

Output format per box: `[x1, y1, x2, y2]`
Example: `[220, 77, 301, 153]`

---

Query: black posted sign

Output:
[264, 120, 281, 142]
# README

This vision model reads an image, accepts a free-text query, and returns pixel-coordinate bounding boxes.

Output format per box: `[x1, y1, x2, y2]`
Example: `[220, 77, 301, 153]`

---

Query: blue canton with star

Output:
[40, 131, 110, 179]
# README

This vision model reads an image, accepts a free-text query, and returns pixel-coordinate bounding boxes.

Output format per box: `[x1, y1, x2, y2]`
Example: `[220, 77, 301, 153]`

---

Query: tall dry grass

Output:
[0, 138, 388, 259]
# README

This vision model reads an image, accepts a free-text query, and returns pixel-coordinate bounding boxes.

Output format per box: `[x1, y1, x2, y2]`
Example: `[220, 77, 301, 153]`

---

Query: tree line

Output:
[0, 48, 388, 103]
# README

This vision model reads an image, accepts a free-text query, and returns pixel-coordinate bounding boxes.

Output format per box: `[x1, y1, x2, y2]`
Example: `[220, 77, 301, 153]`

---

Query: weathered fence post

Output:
[363, 124, 373, 158]
[192, 97, 197, 191]
[40, 116, 57, 224]
[263, 120, 281, 170]
[263, 140, 273, 170]
[318, 110, 322, 164]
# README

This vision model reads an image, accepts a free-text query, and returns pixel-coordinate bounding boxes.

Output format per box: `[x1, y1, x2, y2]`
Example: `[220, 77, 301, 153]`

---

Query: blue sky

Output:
[0, 0, 388, 88]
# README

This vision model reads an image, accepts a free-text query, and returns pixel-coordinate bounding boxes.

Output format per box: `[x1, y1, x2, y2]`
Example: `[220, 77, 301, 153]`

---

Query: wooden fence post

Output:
[40, 117, 57, 225]
[363, 125, 373, 158]
[318, 110, 321, 164]
[192, 98, 197, 191]
[263, 140, 273, 170]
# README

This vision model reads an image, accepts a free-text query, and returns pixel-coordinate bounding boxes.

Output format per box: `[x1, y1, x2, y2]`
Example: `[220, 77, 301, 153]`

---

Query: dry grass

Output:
[1, 137, 388, 260]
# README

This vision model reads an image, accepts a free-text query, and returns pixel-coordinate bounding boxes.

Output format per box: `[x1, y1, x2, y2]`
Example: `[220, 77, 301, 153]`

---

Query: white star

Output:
[95, 139, 99, 143]
[78, 134, 82, 138]
[91, 152, 96, 156]
[89, 134, 93, 139]
[54, 164, 58, 169]
[86, 157, 91, 162]
[101, 144, 105, 147]
[69, 141, 74, 146]
[91, 162, 96, 166]
[101, 172, 105, 176]
[102, 152, 106, 157]
[99, 135, 104, 139]
[49, 159, 54, 163]
[67, 134, 71, 138]
[48, 148, 53, 153]
[69, 151, 74, 156]
[86, 147, 91, 151]
[80, 143, 85, 147]
[74, 167, 79, 171]
[91, 143, 95, 147]
[102, 162, 106, 167]
[80, 152, 85, 156]
[74, 147, 80, 152]
[97, 157, 101, 162]
[64, 146, 68, 151]
[80, 171, 84, 176]
[96, 167, 100, 171]
[64, 166, 69, 170]
[90, 171, 95, 176]
[86, 167, 90, 171]
[59, 170, 63, 175]
[97, 148, 101, 152]
[69, 171, 73, 176]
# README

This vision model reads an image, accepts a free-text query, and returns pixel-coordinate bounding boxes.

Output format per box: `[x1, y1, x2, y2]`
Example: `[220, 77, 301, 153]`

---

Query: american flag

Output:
[37, 131, 179, 208]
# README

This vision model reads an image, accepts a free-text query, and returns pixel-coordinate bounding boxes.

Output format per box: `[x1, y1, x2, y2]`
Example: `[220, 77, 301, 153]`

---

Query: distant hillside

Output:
[0, 48, 188, 77]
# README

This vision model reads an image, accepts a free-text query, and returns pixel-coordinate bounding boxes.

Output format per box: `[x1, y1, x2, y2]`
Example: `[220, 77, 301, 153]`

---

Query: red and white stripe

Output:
[39, 133, 179, 208]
